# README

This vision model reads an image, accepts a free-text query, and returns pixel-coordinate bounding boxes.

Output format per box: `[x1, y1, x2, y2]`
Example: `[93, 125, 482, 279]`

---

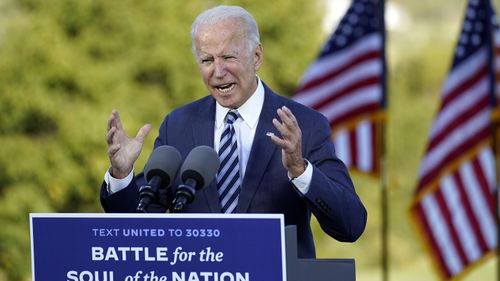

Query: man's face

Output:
[194, 19, 263, 109]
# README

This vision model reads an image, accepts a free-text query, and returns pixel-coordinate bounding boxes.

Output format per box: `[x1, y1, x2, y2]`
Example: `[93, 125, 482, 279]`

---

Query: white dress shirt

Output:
[105, 77, 312, 194]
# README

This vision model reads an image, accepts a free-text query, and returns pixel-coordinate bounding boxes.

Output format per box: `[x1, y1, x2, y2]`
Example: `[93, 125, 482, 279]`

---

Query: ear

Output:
[253, 43, 264, 71]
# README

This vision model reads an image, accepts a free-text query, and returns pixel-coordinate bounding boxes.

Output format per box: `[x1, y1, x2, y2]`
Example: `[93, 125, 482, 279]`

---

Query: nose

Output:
[213, 60, 227, 78]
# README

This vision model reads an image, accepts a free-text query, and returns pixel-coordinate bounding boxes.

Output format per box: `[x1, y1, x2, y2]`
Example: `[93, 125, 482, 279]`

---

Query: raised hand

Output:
[106, 110, 152, 179]
[267, 106, 306, 178]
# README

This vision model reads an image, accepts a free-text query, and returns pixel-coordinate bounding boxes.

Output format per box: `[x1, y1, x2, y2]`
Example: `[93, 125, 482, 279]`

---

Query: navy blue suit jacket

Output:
[101, 83, 367, 258]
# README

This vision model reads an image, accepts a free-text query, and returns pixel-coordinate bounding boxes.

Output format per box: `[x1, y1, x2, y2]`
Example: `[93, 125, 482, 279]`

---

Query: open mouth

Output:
[215, 83, 236, 93]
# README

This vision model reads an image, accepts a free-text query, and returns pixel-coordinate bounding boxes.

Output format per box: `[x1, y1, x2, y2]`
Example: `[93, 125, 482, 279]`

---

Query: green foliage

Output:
[0, 0, 323, 280]
[5, 0, 500, 280]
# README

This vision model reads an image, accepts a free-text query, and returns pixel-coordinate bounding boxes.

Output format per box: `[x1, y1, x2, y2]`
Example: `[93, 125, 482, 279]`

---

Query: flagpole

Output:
[490, 31, 500, 281]
[494, 119, 500, 281]
[380, 120, 389, 281]
[491, 101, 499, 281]
[483, 1, 500, 280]
[483, 2, 500, 280]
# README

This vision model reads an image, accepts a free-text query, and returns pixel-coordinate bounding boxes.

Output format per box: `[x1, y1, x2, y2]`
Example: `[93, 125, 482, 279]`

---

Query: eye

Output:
[200, 57, 213, 64]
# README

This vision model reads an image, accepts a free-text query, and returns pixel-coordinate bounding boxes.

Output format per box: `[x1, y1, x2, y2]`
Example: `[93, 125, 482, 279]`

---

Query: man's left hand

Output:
[267, 106, 306, 178]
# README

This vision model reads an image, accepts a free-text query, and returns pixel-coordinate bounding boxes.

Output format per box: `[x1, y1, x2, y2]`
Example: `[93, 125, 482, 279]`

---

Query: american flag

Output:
[410, 0, 499, 280]
[293, 0, 386, 176]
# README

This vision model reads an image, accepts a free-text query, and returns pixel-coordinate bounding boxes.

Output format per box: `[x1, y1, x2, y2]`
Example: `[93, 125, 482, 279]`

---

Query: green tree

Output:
[0, 1, 324, 280]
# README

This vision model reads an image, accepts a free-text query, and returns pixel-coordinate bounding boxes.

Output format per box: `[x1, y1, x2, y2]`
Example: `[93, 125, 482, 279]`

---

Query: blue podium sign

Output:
[30, 213, 286, 281]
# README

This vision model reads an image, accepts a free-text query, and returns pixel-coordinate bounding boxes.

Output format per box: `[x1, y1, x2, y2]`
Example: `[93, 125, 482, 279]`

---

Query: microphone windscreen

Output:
[144, 145, 182, 188]
[180, 146, 221, 190]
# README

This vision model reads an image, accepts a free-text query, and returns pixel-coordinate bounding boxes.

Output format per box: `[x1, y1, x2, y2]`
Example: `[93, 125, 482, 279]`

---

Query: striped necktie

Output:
[217, 111, 241, 213]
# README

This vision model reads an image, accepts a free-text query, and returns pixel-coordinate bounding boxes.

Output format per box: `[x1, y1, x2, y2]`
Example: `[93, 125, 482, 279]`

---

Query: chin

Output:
[214, 96, 238, 109]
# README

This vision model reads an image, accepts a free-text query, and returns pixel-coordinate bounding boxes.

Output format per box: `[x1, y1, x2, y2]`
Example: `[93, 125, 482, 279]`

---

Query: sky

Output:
[323, 0, 408, 32]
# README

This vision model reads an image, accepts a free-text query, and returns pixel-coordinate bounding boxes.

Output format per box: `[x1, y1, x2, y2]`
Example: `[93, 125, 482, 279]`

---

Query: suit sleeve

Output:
[300, 114, 367, 242]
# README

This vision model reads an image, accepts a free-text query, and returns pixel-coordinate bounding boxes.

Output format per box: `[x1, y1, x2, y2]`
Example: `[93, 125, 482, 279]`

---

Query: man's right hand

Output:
[106, 110, 152, 179]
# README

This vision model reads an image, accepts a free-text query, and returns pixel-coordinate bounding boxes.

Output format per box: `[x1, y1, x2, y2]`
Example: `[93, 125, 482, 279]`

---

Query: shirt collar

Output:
[216, 77, 265, 129]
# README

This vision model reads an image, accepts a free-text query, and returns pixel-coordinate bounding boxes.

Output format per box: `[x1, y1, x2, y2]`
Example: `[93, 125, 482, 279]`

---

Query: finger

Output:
[272, 118, 284, 132]
[266, 132, 286, 148]
[267, 131, 295, 153]
[283, 106, 299, 126]
[108, 143, 121, 156]
[276, 107, 290, 124]
[273, 118, 292, 140]
[106, 127, 116, 145]
[112, 110, 124, 131]
[278, 108, 303, 144]
[275, 109, 294, 136]
[107, 110, 117, 131]
[135, 124, 152, 143]
[277, 106, 298, 129]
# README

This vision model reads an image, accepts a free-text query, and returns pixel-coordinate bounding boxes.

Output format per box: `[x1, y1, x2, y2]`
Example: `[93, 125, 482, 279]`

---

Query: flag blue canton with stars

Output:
[452, 0, 494, 67]
[319, 0, 383, 58]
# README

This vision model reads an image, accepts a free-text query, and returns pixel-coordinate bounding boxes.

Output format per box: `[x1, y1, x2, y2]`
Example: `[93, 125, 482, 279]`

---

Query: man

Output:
[101, 5, 367, 258]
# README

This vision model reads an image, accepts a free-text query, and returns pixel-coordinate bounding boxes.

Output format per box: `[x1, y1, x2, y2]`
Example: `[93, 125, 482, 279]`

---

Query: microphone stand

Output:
[171, 178, 197, 213]
[136, 177, 162, 213]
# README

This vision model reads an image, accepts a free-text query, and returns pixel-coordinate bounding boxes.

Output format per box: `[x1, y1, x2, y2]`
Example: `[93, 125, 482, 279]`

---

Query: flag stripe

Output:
[296, 50, 381, 94]
[453, 173, 488, 254]
[293, 0, 385, 176]
[296, 61, 382, 111]
[441, 66, 488, 109]
[460, 159, 497, 249]
[356, 120, 374, 172]
[441, 48, 487, 98]
[335, 128, 351, 167]
[428, 93, 490, 151]
[411, 1, 498, 279]
[473, 154, 495, 215]
[478, 146, 496, 191]
[297, 34, 383, 88]
[416, 203, 451, 278]
[418, 124, 491, 189]
[418, 135, 490, 191]
[313, 75, 381, 112]
[422, 194, 463, 276]
[430, 74, 489, 141]
[327, 98, 381, 127]
[434, 187, 469, 265]
[349, 128, 358, 168]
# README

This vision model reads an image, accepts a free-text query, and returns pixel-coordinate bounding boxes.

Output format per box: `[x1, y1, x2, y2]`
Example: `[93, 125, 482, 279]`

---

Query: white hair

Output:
[190, 5, 261, 54]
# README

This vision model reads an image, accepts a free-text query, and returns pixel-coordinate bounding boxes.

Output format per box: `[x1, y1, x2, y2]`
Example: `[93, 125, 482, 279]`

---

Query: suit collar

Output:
[190, 84, 283, 213]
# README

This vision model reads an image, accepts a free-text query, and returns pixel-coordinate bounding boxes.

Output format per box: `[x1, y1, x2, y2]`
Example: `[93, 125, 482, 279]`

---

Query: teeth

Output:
[216, 83, 235, 93]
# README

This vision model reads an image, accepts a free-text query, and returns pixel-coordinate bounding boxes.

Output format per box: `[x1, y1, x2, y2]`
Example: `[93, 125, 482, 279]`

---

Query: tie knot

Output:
[225, 111, 239, 125]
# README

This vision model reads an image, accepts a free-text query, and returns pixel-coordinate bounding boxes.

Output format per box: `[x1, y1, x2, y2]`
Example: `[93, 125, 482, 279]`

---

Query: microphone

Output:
[171, 146, 221, 212]
[136, 145, 182, 213]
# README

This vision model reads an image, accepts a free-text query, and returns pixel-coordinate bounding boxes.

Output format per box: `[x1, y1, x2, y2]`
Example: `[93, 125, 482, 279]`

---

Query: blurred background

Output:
[1, 0, 500, 280]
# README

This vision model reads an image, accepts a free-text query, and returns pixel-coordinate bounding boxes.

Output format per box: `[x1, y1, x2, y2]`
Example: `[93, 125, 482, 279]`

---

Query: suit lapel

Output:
[190, 98, 222, 213]
[237, 86, 280, 213]
[191, 98, 215, 148]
